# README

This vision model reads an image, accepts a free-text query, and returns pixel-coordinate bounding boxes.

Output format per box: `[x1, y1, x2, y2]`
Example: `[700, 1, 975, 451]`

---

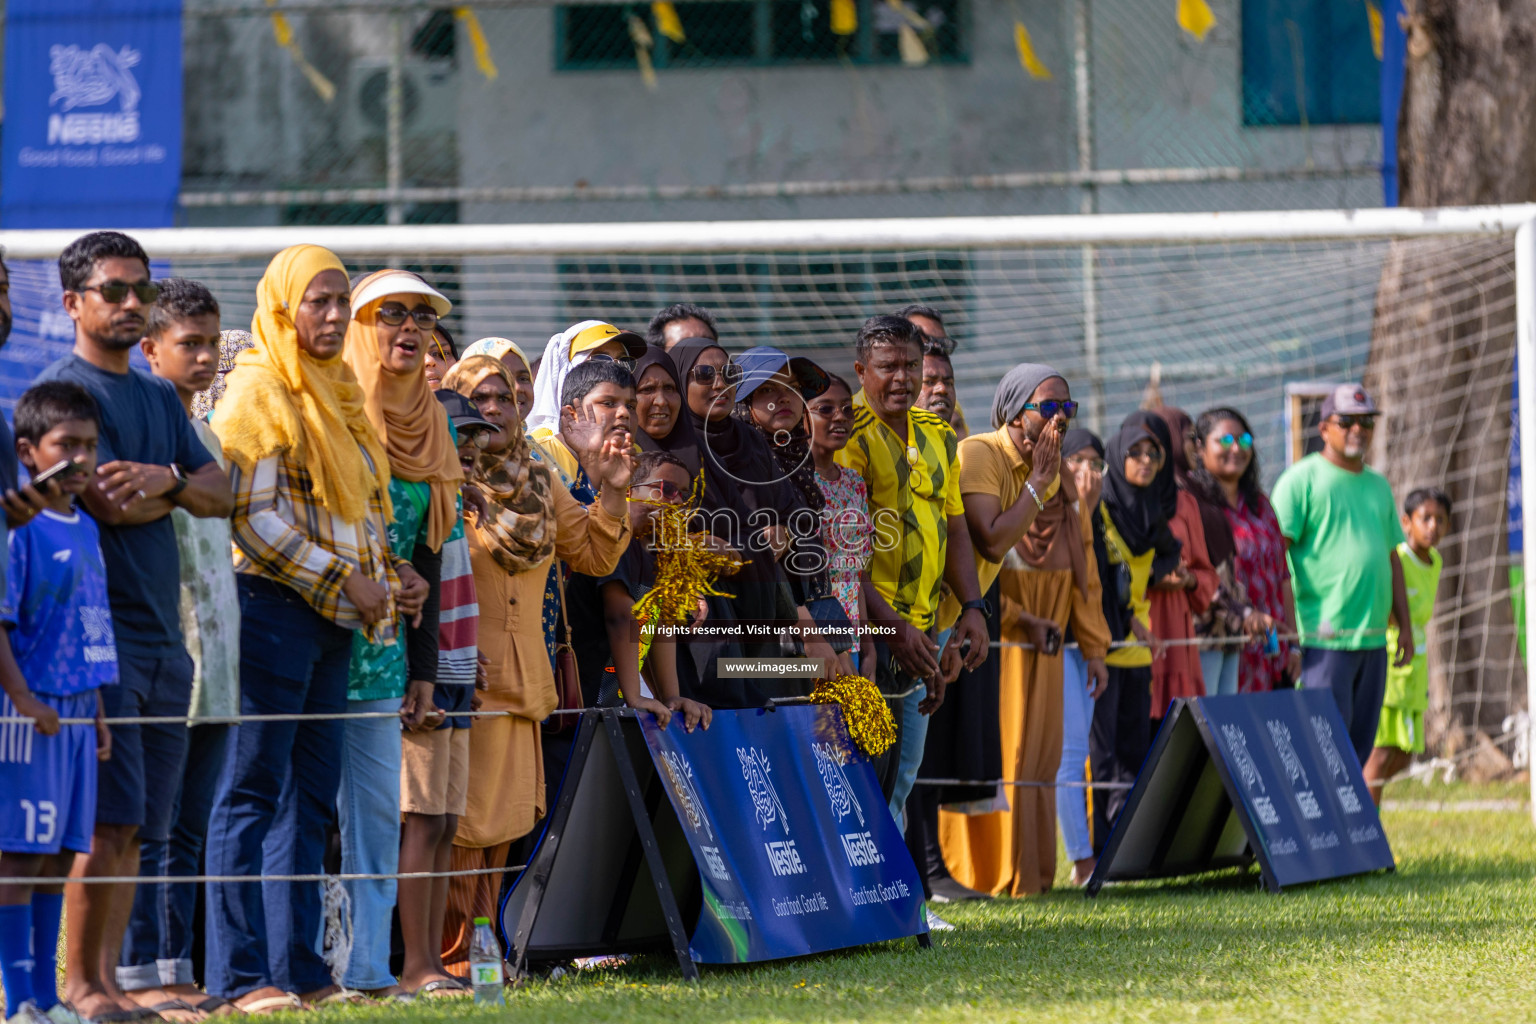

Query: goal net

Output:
[1, 207, 1528, 765]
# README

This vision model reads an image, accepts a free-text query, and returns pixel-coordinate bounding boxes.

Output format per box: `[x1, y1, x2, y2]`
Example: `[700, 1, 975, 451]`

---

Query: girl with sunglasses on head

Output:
[1186, 406, 1299, 694]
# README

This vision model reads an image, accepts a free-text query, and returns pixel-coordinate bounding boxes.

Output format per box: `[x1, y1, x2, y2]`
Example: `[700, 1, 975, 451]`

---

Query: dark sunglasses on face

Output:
[631, 479, 687, 501]
[1217, 432, 1254, 450]
[80, 280, 160, 305]
[1330, 414, 1376, 430]
[376, 304, 440, 330]
[809, 401, 853, 419]
[689, 363, 742, 387]
[458, 429, 493, 450]
[1024, 400, 1079, 420]
[1067, 456, 1107, 473]
[1127, 445, 1164, 464]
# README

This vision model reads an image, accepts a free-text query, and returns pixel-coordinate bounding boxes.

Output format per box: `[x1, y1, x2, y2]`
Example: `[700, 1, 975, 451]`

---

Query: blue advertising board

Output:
[1089, 689, 1393, 894]
[640, 705, 927, 963]
[2, 0, 183, 229]
[1198, 689, 1393, 887]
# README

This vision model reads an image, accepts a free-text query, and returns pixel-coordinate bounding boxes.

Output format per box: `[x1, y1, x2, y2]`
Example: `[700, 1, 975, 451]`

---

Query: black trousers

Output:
[1088, 664, 1151, 855]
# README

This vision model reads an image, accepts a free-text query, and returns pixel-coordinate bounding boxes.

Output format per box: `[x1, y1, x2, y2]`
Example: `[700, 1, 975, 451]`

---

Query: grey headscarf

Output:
[990, 362, 1066, 429]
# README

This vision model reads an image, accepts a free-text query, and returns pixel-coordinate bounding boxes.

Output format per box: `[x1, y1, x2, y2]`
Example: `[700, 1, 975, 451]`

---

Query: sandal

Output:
[141, 1001, 203, 1024]
[411, 978, 471, 1000]
[230, 994, 301, 1016]
[184, 999, 236, 1019]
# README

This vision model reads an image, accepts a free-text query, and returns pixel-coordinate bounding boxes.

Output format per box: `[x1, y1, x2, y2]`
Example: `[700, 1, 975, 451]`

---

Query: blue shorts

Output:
[97, 651, 194, 841]
[0, 691, 98, 855]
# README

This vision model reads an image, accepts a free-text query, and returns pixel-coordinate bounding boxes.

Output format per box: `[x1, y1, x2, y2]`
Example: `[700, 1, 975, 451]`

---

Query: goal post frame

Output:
[3, 202, 1533, 818]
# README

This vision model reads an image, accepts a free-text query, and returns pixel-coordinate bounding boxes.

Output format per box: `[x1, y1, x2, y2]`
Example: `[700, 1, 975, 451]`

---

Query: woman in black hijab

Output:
[665, 339, 836, 701]
[1088, 410, 1183, 854]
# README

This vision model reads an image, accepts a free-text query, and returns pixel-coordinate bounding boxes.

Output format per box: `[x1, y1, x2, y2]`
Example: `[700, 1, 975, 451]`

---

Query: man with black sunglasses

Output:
[35, 232, 234, 1022]
[1272, 384, 1413, 766]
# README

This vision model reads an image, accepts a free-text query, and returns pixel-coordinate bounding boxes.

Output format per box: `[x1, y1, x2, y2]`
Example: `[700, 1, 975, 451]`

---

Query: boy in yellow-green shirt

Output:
[1364, 488, 1450, 805]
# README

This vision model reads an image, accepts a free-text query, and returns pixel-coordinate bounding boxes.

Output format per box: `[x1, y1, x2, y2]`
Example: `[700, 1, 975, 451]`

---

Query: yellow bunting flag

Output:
[266, 1, 335, 101]
[897, 23, 928, 65]
[453, 8, 499, 80]
[627, 13, 658, 90]
[652, 1, 686, 44]
[1013, 20, 1051, 79]
[830, 0, 857, 36]
[1175, 0, 1216, 42]
[1366, 0, 1383, 60]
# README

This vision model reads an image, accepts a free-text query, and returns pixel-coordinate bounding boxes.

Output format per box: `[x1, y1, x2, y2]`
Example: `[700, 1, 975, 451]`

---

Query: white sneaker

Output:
[5, 1001, 54, 1024]
[42, 1004, 85, 1024]
[925, 907, 956, 932]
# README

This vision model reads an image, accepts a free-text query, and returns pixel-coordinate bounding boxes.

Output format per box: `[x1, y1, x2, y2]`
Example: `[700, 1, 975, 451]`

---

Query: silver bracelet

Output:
[1024, 481, 1046, 511]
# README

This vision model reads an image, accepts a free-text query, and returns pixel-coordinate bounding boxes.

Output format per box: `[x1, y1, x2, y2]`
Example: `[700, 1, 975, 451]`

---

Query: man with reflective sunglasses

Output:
[1271, 384, 1413, 766]
[36, 232, 233, 1023]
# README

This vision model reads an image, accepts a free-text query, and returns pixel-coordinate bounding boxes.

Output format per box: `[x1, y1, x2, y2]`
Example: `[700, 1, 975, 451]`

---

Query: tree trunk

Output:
[1366, 0, 1536, 752]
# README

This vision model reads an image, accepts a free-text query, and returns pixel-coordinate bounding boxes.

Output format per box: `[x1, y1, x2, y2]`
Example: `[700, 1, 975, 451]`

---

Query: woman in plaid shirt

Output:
[203, 245, 428, 1013]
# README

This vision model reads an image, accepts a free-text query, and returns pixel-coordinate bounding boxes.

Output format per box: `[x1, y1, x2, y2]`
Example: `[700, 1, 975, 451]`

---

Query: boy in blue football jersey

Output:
[0, 381, 114, 1024]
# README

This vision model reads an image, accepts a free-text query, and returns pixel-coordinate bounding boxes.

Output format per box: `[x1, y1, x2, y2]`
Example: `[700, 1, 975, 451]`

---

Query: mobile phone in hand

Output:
[30, 458, 85, 489]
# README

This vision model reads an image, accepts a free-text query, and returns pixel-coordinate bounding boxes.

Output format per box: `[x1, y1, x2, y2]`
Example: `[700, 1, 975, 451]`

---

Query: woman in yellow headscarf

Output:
[205, 245, 428, 1012]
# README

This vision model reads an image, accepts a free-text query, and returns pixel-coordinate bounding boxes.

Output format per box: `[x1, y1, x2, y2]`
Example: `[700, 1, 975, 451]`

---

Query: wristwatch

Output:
[166, 463, 188, 499]
[960, 598, 991, 617]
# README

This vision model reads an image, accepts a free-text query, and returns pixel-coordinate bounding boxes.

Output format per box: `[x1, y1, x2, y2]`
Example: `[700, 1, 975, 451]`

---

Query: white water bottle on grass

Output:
[470, 917, 506, 1006]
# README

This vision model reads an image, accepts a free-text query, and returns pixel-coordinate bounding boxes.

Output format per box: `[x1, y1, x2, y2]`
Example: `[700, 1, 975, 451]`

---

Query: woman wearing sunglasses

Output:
[340, 269, 462, 999]
[1187, 407, 1299, 694]
[667, 338, 828, 702]
[939, 364, 1112, 900]
[734, 346, 849, 681]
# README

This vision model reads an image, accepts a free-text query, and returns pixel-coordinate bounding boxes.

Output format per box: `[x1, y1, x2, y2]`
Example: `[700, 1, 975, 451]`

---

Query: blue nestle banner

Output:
[1198, 689, 1394, 888]
[640, 705, 926, 963]
[2, 0, 183, 229]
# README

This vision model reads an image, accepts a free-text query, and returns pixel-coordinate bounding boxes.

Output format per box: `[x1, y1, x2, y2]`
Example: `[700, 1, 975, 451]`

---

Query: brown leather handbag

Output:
[544, 564, 583, 735]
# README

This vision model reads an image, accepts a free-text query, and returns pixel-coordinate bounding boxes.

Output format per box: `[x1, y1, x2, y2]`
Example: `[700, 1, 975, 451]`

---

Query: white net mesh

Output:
[0, 225, 1521, 756]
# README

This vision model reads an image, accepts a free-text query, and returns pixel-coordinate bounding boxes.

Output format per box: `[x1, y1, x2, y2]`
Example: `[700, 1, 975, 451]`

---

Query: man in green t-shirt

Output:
[1272, 384, 1412, 766]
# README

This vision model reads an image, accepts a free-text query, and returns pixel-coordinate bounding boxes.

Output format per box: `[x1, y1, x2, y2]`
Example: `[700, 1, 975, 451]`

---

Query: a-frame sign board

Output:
[501, 710, 702, 979]
[1086, 689, 1394, 896]
[500, 705, 930, 977]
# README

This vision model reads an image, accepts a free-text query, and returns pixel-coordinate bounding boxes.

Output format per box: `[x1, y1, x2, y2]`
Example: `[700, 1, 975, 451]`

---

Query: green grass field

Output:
[308, 781, 1534, 1024]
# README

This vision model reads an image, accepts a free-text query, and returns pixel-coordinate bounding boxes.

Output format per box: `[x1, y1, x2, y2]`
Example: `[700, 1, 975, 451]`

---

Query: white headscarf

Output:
[525, 320, 606, 438]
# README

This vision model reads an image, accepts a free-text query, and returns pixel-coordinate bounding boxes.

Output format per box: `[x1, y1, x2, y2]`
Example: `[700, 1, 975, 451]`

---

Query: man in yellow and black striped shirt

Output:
[836, 315, 990, 714]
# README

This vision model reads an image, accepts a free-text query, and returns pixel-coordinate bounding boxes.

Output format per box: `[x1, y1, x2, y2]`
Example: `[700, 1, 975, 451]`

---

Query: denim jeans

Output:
[204, 577, 352, 1000]
[1200, 647, 1240, 697]
[336, 698, 403, 991]
[1056, 648, 1095, 863]
[119, 724, 231, 990]
[888, 628, 947, 826]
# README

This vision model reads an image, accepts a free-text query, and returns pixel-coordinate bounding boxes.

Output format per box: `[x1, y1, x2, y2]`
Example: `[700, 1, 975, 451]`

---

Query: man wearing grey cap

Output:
[1271, 384, 1413, 765]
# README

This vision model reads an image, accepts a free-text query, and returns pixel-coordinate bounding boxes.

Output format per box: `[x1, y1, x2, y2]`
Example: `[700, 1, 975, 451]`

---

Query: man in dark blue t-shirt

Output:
[34, 231, 233, 1022]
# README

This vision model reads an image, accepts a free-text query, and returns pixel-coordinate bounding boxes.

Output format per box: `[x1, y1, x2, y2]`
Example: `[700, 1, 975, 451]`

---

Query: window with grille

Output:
[556, 0, 965, 71]
[1241, 0, 1380, 126]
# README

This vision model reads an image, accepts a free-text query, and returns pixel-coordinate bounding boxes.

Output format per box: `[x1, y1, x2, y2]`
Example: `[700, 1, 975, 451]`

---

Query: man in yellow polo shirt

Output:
[837, 315, 989, 827]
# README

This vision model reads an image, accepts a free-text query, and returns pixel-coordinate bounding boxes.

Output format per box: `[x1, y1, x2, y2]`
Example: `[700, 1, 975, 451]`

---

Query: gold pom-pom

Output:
[810, 674, 896, 758]
[631, 471, 746, 632]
